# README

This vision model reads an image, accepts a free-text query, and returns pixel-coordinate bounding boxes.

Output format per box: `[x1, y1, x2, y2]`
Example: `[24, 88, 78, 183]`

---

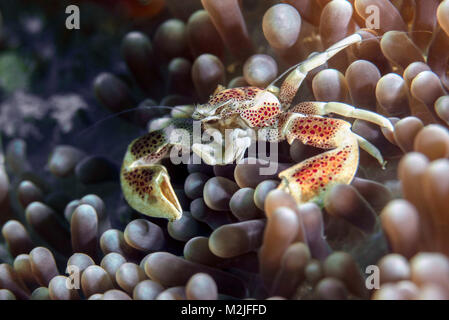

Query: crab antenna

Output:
[77, 105, 193, 137]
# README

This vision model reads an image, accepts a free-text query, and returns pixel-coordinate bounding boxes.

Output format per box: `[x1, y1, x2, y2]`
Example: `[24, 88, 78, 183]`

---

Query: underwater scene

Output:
[0, 0, 449, 301]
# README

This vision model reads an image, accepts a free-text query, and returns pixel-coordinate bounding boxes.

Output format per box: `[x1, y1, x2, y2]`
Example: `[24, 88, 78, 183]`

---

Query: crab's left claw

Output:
[120, 131, 183, 221]
[121, 163, 182, 221]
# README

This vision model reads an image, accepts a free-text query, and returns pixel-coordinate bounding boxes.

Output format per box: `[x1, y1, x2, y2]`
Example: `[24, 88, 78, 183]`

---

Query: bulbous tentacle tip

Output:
[121, 163, 183, 221]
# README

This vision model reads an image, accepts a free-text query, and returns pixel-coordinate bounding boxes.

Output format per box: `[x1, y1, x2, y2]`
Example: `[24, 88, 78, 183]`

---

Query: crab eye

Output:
[192, 111, 202, 120]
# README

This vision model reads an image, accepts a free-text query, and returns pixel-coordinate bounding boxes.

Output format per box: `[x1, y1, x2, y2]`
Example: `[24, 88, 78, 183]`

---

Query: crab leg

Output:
[353, 133, 386, 168]
[289, 101, 394, 132]
[277, 114, 360, 205]
[277, 33, 362, 107]
[121, 119, 193, 221]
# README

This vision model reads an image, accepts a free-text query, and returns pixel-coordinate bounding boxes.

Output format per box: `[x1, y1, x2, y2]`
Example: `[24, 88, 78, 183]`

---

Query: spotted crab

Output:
[120, 33, 394, 221]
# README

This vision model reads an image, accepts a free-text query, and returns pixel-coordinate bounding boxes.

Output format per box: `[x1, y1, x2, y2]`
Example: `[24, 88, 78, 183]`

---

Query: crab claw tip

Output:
[121, 164, 182, 221]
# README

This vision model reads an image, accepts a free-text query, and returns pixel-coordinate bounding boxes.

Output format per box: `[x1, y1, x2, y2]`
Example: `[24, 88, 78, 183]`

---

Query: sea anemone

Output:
[1, 0, 449, 301]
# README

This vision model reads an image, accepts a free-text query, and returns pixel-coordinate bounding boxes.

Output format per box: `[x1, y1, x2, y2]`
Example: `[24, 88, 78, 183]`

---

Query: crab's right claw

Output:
[120, 131, 182, 221]
[276, 115, 360, 206]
